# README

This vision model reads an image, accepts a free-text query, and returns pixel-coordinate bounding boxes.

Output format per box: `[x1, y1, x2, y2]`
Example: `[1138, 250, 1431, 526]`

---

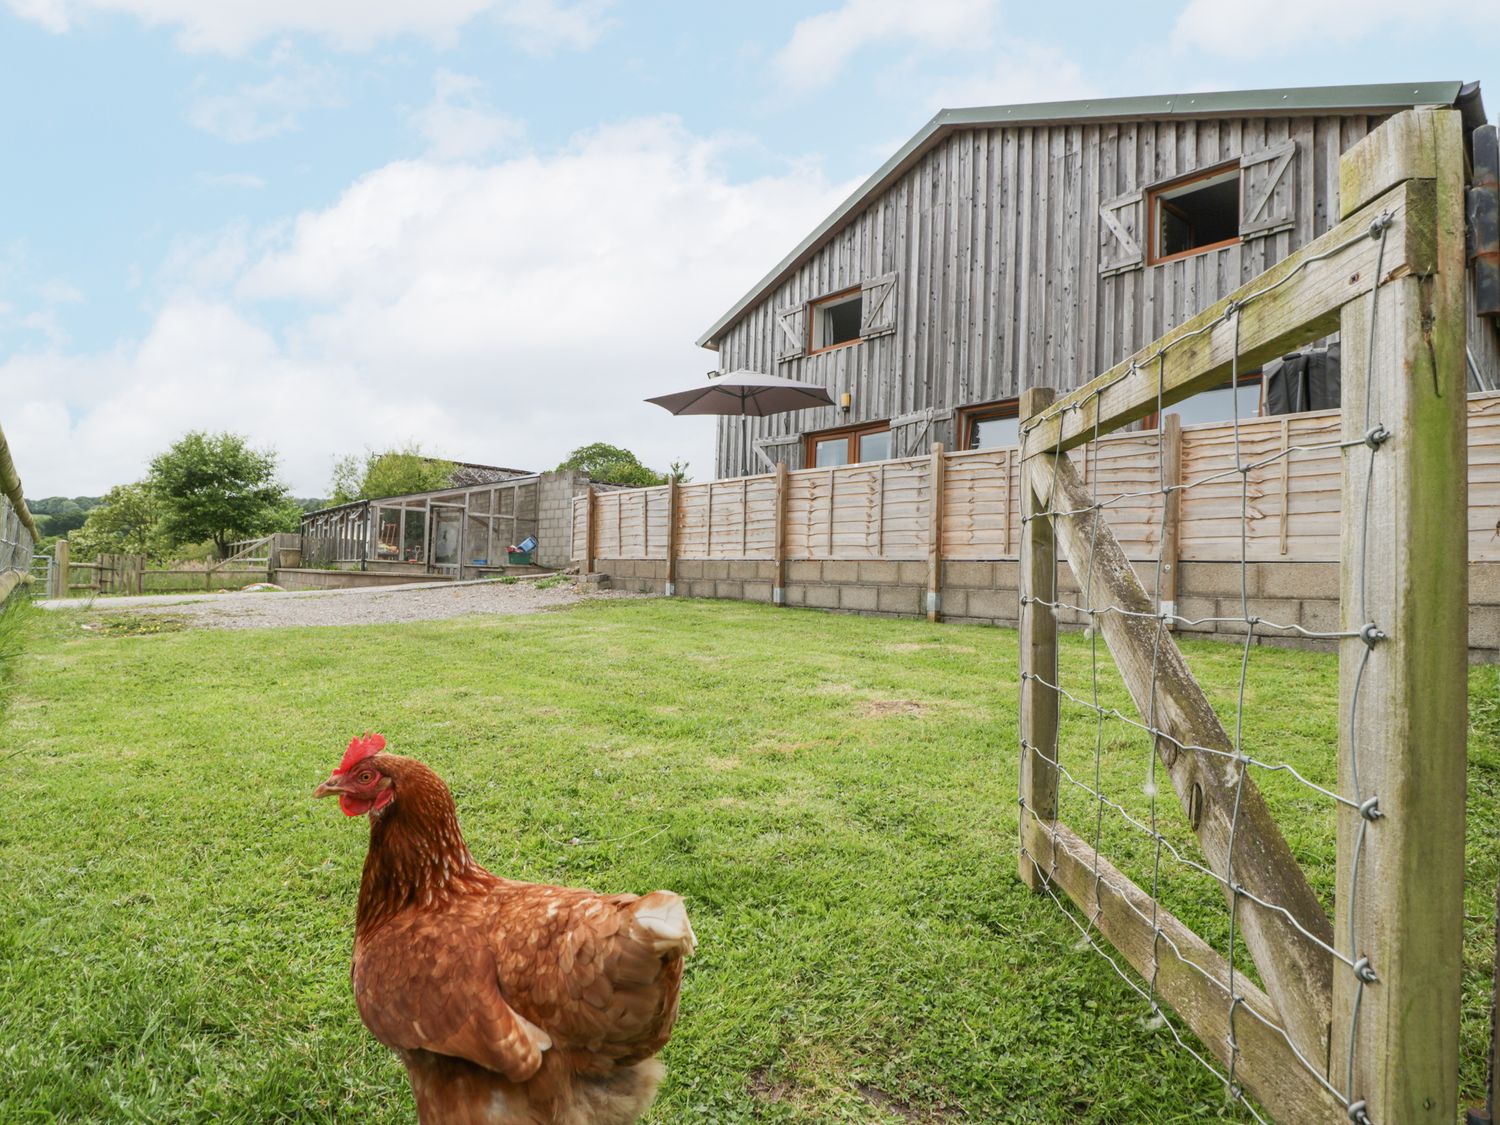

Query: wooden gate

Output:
[1017, 109, 1468, 1123]
[96, 553, 145, 596]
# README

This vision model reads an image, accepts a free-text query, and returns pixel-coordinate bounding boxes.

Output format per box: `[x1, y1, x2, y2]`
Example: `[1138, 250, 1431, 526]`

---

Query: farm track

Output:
[38, 577, 645, 629]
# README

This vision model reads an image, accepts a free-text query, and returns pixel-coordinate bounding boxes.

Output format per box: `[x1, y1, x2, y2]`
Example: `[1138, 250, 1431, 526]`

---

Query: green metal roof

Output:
[696, 81, 1468, 350]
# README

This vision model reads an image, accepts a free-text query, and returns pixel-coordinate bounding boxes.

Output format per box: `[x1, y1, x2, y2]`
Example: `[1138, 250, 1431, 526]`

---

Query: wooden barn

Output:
[697, 81, 1499, 478]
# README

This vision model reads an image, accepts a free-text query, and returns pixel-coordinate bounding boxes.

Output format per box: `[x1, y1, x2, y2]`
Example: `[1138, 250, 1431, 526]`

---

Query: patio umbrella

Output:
[645, 369, 834, 417]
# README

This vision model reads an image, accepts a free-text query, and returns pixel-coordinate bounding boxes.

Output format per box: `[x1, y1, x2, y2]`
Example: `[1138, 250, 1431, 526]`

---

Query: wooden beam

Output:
[1330, 108, 1467, 1125]
[1339, 107, 1442, 220]
[1159, 414, 1182, 625]
[1022, 814, 1344, 1123]
[771, 463, 788, 605]
[1018, 388, 1058, 891]
[0, 569, 25, 604]
[1021, 179, 1435, 459]
[664, 478, 679, 596]
[927, 442, 945, 621]
[1026, 450, 1334, 1065]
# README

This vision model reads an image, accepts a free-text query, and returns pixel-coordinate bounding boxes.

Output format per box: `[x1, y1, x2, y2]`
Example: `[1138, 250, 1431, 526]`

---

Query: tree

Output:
[68, 483, 163, 561]
[329, 444, 456, 504]
[148, 432, 297, 558]
[555, 443, 669, 487]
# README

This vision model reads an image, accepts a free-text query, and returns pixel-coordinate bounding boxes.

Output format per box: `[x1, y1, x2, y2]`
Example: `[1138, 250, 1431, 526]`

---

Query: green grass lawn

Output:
[1, 597, 1497, 1123]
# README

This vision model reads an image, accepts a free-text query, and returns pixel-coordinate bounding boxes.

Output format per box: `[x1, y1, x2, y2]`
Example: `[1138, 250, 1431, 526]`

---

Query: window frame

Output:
[804, 419, 893, 468]
[958, 397, 1021, 451]
[805, 286, 864, 356]
[1142, 370, 1266, 430]
[1146, 162, 1242, 267]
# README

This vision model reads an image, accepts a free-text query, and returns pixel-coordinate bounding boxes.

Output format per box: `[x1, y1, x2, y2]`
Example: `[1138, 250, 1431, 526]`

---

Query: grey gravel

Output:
[40, 578, 644, 630]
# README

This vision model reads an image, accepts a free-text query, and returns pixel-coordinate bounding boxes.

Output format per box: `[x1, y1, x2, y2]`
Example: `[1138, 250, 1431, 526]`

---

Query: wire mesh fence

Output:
[1015, 108, 1470, 1123]
[0, 420, 38, 591]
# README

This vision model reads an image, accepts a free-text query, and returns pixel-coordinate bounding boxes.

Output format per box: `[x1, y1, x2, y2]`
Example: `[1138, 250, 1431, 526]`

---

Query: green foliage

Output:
[67, 483, 164, 562]
[329, 444, 457, 505]
[24, 496, 102, 518]
[25, 497, 101, 538]
[147, 432, 295, 559]
[555, 443, 668, 488]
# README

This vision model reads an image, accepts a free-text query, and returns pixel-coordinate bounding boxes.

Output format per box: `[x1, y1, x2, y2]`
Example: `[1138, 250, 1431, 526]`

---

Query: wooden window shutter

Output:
[775, 304, 806, 362]
[859, 272, 898, 338]
[1098, 191, 1143, 276]
[1240, 140, 1297, 237]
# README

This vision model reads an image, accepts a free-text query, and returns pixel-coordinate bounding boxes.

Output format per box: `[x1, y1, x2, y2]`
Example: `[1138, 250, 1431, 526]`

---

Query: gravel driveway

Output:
[39, 577, 642, 630]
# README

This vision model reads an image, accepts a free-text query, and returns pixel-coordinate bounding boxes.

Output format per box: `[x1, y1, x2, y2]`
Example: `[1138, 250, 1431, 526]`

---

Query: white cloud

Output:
[187, 45, 344, 142]
[409, 71, 525, 161]
[929, 39, 1097, 108]
[1, 118, 849, 496]
[198, 171, 268, 190]
[773, 0, 998, 94]
[1170, 0, 1478, 57]
[4, 0, 611, 55]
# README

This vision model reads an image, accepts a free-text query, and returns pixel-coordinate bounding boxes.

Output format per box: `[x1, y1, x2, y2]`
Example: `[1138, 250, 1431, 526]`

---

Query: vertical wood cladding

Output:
[712, 114, 1383, 478]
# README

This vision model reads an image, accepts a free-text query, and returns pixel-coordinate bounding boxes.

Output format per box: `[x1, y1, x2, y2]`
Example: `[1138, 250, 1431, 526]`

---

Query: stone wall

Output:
[595, 556, 1500, 661]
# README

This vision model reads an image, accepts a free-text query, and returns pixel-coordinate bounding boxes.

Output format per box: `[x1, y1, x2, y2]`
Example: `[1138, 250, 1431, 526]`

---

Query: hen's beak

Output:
[313, 775, 345, 799]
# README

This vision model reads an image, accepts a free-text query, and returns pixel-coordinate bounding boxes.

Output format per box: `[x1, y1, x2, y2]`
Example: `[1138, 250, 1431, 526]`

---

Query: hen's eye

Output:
[358, 770, 375, 784]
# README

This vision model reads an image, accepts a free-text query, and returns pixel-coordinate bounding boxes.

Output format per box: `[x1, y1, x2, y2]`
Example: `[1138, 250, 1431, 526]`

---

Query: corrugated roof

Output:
[695, 81, 1467, 349]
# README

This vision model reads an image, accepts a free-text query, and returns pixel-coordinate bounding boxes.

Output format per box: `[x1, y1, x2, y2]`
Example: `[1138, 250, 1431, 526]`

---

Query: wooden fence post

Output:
[1017, 388, 1057, 891]
[50, 539, 68, 599]
[1159, 413, 1182, 627]
[583, 486, 597, 576]
[926, 443, 945, 622]
[1331, 108, 1468, 1124]
[664, 478, 679, 596]
[772, 462, 788, 605]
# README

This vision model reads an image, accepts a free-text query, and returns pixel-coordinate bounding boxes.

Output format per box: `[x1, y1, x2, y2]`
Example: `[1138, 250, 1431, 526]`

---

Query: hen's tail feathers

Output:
[629, 892, 697, 957]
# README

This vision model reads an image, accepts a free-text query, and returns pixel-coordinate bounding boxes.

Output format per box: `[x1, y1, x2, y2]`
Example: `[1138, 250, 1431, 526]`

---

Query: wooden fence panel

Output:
[743, 475, 779, 558]
[877, 458, 930, 560]
[676, 483, 711, 558]
[942, 448, 1015, 560]
[643, 486, 670, 560]
[1082, 432, 1165, 560]
[571, 495, 587, 561]
[576, 391, 1500, 568]
[1178, 411, 1342, 562]
[1469, 393, 1500, 562]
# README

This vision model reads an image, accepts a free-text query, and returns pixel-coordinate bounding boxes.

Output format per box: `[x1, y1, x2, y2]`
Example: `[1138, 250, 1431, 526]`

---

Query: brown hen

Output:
[315, 733, 695, 1125]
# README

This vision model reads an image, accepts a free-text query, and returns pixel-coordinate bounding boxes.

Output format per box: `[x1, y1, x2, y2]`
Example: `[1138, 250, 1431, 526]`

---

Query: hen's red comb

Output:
[334, 731, 386, 775]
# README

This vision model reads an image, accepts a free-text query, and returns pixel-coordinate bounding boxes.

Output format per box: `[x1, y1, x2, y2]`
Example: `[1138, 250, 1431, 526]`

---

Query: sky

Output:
[0, 0, 1495, 499]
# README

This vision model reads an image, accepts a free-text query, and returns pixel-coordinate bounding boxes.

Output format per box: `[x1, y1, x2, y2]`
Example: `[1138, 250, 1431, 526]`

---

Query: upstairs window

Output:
[1149, 166, 1240, 264]
[960, 399, 1020, 451]
[808, 287, 863, 353]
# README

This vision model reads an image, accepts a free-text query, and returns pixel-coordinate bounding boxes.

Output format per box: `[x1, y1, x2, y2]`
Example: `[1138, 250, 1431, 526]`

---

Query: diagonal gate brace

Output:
[1025, 449, 1335, 1071]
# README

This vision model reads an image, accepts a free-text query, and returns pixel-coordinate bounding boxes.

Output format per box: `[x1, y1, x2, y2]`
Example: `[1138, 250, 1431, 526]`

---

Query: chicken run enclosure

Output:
[1015, 109, 1470, 1123]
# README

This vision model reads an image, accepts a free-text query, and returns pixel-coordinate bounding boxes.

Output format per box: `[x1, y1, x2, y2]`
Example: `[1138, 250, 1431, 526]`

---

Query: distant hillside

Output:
[25, 496, 102, 537]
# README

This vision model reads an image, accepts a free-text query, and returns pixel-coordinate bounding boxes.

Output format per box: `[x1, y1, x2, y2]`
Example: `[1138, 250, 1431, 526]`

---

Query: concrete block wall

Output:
[590, 555, 1500, 661]
[536, 470, 588, 569]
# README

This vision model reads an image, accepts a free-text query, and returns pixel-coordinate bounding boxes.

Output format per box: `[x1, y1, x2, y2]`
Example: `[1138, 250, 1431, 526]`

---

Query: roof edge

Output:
[696, 81, 1468, 350]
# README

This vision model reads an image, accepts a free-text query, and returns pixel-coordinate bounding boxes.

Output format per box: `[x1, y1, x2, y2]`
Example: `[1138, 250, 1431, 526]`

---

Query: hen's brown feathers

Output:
[341, 753, 692, 1124]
